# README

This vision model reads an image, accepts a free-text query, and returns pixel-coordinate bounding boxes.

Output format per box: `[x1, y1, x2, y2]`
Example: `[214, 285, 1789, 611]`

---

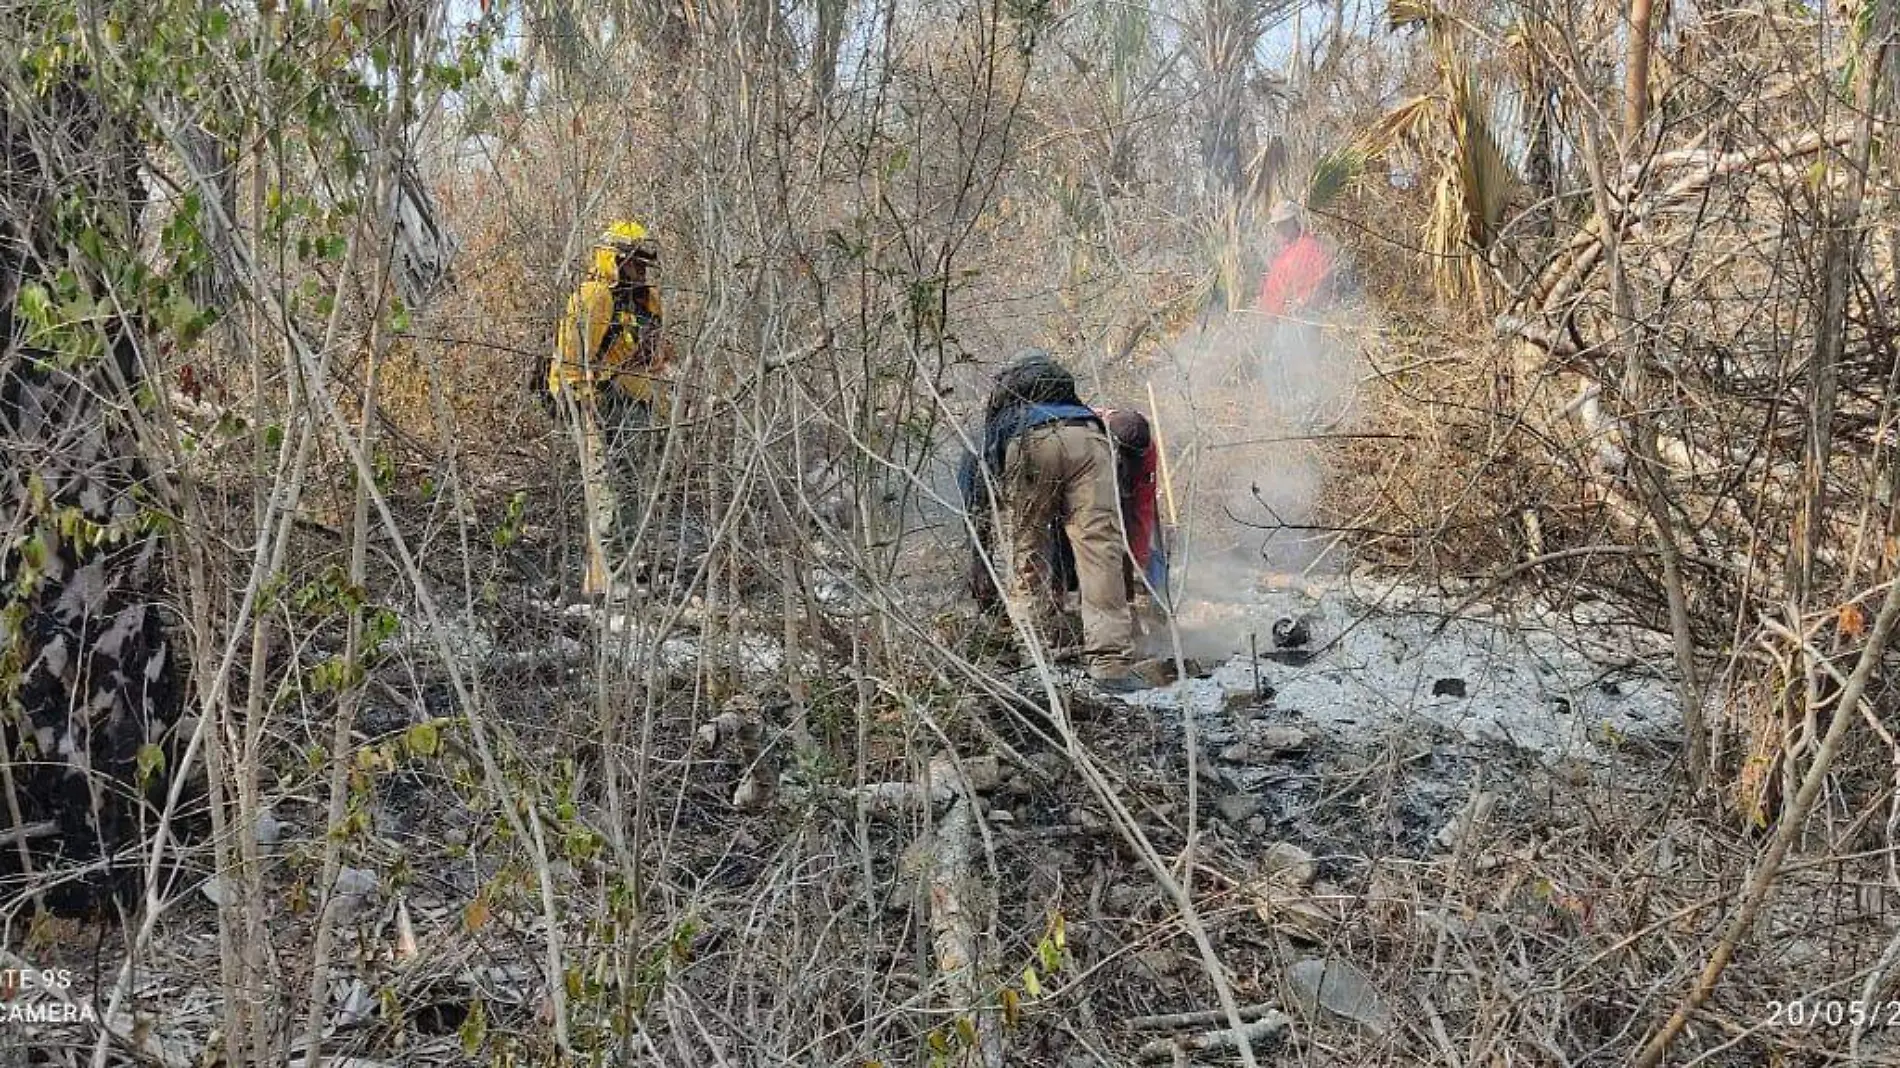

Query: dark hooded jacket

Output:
[958, 350, 1100, 507]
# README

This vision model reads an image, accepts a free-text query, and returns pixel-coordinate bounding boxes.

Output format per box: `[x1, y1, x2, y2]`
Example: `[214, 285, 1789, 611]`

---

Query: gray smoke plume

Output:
[1138, 293, 1368, 638]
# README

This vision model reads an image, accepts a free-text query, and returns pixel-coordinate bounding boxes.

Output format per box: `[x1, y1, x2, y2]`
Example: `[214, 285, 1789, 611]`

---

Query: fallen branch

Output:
[1524, 125, 1857, 312]
[1430, 546, 1646, 634]
[928, 793, 1004, 1068]
[1125, 1002, 1286, 1031]
[0, 819, 57, 848]
[779, 754, 1002, 818]
[1135, 1013, 1291, 1062]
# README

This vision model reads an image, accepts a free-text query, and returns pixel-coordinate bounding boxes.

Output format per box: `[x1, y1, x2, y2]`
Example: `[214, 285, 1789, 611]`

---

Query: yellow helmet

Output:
[594, 218, 659, 275]
[601, 219, 649, 246]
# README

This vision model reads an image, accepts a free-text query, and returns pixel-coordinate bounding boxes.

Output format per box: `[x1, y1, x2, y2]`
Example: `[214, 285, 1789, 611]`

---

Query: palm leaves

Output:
[1191, 0, 1302, 196]
[1385, 0, 1445, 32]
[1248, 138, 1364, 213]
[1367, 0, 1517, 302]
[1304, 146, 1364, 212]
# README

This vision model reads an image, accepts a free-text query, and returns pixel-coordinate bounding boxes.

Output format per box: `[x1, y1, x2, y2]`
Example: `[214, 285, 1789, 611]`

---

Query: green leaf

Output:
[1038, 937, 1060, 974]
[459, 997, 487, 1053]
[16, 284, 51, 329]
[406, 720, 441, 758]
[18, 532, 47, 570]
[365, 607, 400, 650]
[166, 292, 201, 333]
[136, 743, 167, 787]
[564, 827, 600, 860]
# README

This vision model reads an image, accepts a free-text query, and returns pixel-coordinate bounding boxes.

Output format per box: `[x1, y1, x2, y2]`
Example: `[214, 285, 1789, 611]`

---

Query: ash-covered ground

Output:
[1136, 570, 1681, 766]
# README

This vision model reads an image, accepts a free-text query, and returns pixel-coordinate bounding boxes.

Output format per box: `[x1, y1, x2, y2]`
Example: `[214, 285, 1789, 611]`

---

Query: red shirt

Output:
[1256, 234, 1332, 316]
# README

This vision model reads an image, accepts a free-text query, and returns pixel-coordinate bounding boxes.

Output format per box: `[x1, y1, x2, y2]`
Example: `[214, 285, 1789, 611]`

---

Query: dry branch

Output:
[1522, 126, 1858, 313]
[927, 794, 1004, 1068]
[775, 753, 1003, 817]
[1635, 561, 1900, 1065]
[1134, 1012, 1291, 1062]
[1126, 1002, 1287, 1031]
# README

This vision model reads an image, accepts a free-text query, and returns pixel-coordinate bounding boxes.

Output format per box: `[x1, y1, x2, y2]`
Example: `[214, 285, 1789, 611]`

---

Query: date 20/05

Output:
[1765, 999, 1900, 1028]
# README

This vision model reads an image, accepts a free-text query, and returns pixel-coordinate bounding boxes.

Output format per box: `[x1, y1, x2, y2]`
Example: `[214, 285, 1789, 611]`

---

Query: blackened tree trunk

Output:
[0, 72, 183, 912]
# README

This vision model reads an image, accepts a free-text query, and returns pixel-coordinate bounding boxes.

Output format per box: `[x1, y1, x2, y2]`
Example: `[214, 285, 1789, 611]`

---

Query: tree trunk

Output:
[1624, 0, 1655, 144]
[1523, 60, 1558, 239]
[0, 71, 184, 912]
[813, 0, 847, 98]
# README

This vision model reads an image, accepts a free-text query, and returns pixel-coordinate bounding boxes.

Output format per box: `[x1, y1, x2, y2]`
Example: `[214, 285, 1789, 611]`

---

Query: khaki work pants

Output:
[1001, 421, 1136, 672]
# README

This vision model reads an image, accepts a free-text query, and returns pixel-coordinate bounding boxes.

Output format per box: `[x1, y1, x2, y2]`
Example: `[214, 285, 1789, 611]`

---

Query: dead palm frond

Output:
[1386, 0, 1446, 32]
[1361, 0, 1519, 303]
[1451, 75, 1512, 249]
[1244, 135, 1291, 211]
[1372, 93, 1437, 148]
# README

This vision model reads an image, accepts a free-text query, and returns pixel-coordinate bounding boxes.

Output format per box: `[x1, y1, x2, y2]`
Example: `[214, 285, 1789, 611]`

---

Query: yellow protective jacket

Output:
[549, 246, 672, 407]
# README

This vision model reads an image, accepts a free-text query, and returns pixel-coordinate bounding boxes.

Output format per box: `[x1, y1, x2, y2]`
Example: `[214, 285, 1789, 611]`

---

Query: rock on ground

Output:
[1284, 957, 1396, 1037]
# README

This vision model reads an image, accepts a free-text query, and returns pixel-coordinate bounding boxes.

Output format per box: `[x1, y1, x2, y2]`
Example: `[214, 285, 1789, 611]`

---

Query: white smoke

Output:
[1138, 293, 1369, 621]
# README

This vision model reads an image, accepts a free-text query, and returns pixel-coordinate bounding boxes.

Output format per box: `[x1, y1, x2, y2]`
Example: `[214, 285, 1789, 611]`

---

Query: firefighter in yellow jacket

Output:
[550, 220, 674, 597]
